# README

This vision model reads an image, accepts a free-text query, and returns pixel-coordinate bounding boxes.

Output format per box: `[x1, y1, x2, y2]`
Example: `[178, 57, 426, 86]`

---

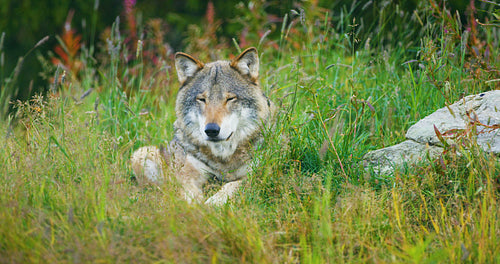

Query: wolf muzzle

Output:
[204, 123, 220, 138]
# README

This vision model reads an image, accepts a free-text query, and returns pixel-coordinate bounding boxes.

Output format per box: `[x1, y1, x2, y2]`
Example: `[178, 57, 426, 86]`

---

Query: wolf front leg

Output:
[176, 159, 208, 204]
[205, 180, 243, 206]
[131, 146, 164, 184]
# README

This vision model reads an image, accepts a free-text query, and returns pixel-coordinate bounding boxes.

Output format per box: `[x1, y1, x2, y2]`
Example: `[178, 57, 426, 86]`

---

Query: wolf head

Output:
[174, 48, 272, 160]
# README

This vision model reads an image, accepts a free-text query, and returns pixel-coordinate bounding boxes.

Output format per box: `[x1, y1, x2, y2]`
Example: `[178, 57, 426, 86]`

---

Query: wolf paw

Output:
[205, 193, 228, 206]
[204, 180, 242, 206]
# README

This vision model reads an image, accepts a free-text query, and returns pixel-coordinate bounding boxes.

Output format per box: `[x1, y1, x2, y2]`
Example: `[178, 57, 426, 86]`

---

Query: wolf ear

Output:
[230, 47, 259, 82]
[175, 52, 204, 84]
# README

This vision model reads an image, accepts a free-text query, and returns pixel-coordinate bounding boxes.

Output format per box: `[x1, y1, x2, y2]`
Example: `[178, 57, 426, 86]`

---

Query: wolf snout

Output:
[204, 123, 220, 138]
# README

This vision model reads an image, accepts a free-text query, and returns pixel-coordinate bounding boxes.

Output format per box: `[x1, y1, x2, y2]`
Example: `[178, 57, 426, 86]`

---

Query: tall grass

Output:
[0, 1, 499, 263]
[0, 34, 49, 119]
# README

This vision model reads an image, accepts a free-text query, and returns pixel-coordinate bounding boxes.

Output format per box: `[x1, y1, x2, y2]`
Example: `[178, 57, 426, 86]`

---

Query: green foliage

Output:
[2, 0, 492, 101]
[0, 0, 499, 263]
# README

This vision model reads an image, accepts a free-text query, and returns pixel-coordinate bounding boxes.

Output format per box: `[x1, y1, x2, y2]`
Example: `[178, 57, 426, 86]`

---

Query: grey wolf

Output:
[131, 47, 275, 205]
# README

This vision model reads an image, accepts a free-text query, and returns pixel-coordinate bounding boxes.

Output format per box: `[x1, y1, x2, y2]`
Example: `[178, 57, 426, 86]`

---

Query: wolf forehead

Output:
[180, 61, 258, 93]
[177, 63, 261, 110]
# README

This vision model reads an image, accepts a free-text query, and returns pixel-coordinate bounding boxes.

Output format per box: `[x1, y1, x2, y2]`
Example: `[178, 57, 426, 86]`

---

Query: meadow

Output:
[1, 1, 499, 263]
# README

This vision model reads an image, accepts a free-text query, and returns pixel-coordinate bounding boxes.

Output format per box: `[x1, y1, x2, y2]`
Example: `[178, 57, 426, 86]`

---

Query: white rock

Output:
[363, 140, 443, 175]
[364, 90, 500, 175]
[406, 90, 500, 154]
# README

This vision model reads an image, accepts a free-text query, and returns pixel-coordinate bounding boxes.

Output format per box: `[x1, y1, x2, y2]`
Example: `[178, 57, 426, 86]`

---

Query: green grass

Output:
[1, 2, 499, 263]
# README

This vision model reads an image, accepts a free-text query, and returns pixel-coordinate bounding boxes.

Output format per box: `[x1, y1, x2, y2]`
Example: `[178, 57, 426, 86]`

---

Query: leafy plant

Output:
[51, 10, 83, 82]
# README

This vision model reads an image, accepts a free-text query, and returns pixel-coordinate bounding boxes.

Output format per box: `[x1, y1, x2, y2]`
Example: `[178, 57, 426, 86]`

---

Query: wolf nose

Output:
[204, 123, 220, 138]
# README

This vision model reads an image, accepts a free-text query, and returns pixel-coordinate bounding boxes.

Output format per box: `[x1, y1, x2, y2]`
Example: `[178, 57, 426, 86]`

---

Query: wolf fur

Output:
[131, 47, 274, 205]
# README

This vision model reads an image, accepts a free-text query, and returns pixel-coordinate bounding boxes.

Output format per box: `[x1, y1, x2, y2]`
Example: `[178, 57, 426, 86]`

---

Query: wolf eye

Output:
[196, 97, 206, 103]
[226, 96, 237, 102]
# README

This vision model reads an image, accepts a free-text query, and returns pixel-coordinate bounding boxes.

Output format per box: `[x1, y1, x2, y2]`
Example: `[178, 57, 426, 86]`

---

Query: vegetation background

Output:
[0, 0, 499, 262]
